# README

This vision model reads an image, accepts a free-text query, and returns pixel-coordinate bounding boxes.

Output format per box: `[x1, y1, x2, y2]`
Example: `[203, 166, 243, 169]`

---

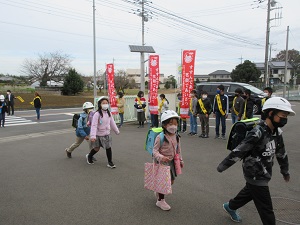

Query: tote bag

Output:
[144, 162, 172, 195]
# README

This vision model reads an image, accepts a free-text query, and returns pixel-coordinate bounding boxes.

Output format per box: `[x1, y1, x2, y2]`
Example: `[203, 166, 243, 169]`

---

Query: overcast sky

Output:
[0, 0, 299, 78]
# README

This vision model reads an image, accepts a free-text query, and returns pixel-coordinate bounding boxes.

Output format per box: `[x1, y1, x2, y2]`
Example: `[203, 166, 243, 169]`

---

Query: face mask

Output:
[272, 117, 287, 128]
[202, 95, 207, 99]
[166, 125, 177, 134]
[216, 90, 221, 94]
[102, 104, 109, 110]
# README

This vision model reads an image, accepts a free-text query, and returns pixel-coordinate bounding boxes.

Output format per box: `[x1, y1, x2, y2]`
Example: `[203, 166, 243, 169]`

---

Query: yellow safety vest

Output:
[261, 98, 267, 107]
[198, 99, 207, 114]
[137, 97, 145, 112]
[232, 97, 239, 115]
[216, 94, 226, 116]
[189, 98, 193, 112]
[158, 99, 165, 112]
[243, 99, 248, 120]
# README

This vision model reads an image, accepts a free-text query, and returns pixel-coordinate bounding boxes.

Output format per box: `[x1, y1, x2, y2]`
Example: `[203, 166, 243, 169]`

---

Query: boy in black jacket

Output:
[217, 97, 295, 224]
[197, 91, 212, 138]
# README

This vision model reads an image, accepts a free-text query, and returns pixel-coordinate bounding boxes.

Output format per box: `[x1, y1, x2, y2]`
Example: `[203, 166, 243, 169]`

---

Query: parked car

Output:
[196, 82, 265, 114]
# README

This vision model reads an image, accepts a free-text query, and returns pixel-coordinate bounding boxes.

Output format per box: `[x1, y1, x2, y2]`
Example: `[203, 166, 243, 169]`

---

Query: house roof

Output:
[255, 61, 293, 69]
[209, 70, 231, 75]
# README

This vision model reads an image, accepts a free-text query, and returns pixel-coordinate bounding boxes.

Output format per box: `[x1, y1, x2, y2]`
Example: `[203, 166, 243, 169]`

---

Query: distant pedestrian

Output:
[158, 94, 169, 115]
[153, 110, 183, 211]
[32, 92, 42, 120]
[117, 92, 125, 128]
[88, 97, 120, 168]
[197, 91, 212, 138]
[134, 91, 146, 128]
[5, 90, 16, 116]
[176, 93, 186, 133]
[231, 88, 245, 124]
[149, 97, 159, 128]
[65, 102, 95, 158]
[188, 90, 198, 136]
[261, 87, 273, 120]
[0, 95, 7, 127]
[213, 85, 229, 139]
[217, 97, 295, 224]
[242, 89, 254, 120]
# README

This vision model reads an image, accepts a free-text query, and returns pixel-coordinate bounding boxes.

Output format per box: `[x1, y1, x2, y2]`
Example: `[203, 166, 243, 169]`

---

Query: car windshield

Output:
[243, 84, 264, 94]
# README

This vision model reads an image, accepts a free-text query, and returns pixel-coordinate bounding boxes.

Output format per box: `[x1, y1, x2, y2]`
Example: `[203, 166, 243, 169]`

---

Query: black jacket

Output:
[213, 94, 229, 116]
[196, 98, 212, 115]
[0, 101, 7, 114]
[244, 96, 255, 119]
[217, 122, 289, 186]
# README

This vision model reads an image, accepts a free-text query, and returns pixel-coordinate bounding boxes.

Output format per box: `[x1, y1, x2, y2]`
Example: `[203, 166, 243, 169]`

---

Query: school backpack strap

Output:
[159, 132, 164, 147]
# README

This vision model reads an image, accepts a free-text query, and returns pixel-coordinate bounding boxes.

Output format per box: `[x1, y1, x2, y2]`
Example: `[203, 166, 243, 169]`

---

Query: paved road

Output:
[0, 104, 299, 225]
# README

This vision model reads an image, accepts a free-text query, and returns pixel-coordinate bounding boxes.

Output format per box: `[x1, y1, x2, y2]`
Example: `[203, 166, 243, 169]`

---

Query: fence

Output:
[95, 93, 177, 123]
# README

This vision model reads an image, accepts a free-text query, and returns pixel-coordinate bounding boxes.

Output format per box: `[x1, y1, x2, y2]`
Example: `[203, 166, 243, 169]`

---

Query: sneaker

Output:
[202, 134, 209, 138]
[65, 149, 72, 158]
[215, 135, 220, 139]
[107, 161, 116, 169]
[223, 202, 242, 222]
[191, 133, 197, 136]
[221, 135, 226, 140]
[86, 154, 94, 165]
[188, 132, 193, 136]
[156, 199, 171, 211]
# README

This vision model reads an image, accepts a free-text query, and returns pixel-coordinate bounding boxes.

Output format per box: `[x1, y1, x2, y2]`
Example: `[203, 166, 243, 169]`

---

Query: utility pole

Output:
[238, 55, 243, 64]
[140, 0, 145, 92]
[263, 0, 282, 87]
[283, 26, 289, 98]
[264, 0, 271, 88]
[92, 0, 97, 100]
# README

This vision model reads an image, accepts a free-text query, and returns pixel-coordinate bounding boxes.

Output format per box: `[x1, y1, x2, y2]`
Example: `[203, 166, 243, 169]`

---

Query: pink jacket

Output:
[90, 111, 120, 139]
[153, 133, 183, 162]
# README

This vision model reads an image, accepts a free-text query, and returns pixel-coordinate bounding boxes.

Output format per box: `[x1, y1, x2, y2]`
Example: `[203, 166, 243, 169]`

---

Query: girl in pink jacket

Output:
[88, 97, 120, 168]
[153, 110, 184, 211]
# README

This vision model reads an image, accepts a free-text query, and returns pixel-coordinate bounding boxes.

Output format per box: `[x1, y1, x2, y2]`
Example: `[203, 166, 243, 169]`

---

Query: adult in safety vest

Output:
[212, 84, 229, 140]
[230, 88, 245, 124]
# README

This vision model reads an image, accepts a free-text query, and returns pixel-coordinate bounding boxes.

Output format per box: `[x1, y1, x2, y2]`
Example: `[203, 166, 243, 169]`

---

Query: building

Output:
[255, 61, 293, 85]
[208, 70, 232, 82]
[194, 74, 210, 82]
[126, 69, 164, 87]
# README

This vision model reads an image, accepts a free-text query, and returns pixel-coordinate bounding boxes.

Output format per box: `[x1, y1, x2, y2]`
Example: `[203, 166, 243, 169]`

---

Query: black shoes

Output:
[107, 161, 116, 169]
[65, 149, 72, 158]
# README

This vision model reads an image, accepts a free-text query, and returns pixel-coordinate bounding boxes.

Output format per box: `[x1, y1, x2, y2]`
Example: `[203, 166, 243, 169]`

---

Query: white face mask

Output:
[202, 95, 207, 99]
[166, 125, 177, 134]
[102, 104, 109, 110]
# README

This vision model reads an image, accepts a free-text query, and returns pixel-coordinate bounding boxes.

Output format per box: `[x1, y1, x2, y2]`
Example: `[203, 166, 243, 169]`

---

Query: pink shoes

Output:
[156, 199, 171, 211]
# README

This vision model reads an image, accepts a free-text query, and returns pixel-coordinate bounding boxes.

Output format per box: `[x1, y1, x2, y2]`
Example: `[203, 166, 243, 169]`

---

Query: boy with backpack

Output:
[65, 102, 94, 158]
[217, 97, 295, 224]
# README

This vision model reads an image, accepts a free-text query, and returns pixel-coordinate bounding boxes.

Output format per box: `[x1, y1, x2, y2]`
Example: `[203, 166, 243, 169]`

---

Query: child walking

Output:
[217, 97, 295, 224]
[88, 97, 120, 168]
[65, 102, 95, 158]
[0, 95, 7, 127]
[153, 110, 184, 211]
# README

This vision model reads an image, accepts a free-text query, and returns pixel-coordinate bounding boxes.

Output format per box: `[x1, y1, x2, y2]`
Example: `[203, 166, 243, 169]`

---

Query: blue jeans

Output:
[215, 111, 226, 136]
[231, 113, 238, 124]
[35, 108, 40, 120]
[189, 112, 197, 134]
[119, 113, 124, 126]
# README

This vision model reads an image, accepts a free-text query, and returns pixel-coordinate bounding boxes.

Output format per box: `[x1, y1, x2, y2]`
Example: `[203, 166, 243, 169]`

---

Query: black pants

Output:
[7, 102, 14, 115]
[229, 182, 275, 225]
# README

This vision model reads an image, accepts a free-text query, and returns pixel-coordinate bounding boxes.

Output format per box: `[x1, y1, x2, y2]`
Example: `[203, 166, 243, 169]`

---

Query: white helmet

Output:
[262, 97, 295, 116]
[98, 96, 109, 103]
[82, 102, 94, 110]
[0, 95, 4, 100]
[161, 110, 180, 123]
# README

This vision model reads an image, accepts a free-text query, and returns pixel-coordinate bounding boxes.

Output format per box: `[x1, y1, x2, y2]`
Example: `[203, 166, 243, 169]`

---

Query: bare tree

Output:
[21, 51, 72, 86]
[114, 69, 130, 93]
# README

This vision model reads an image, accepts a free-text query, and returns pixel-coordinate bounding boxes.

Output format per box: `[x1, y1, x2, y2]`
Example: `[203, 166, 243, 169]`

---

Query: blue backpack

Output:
[145, 127, 165, 155]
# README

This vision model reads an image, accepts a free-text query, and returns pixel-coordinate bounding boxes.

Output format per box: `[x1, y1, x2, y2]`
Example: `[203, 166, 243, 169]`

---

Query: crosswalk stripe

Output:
[2, 116, 34, 127]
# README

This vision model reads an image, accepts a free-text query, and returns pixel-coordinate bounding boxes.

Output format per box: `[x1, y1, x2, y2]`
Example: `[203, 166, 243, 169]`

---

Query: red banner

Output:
[180, 50, 196, 118]
[148, 55, 159, 114]
[106, 63, 118, 115]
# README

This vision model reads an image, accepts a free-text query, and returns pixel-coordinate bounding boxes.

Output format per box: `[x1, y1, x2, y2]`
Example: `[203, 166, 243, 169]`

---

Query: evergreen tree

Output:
[62, 69, 84, 95]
